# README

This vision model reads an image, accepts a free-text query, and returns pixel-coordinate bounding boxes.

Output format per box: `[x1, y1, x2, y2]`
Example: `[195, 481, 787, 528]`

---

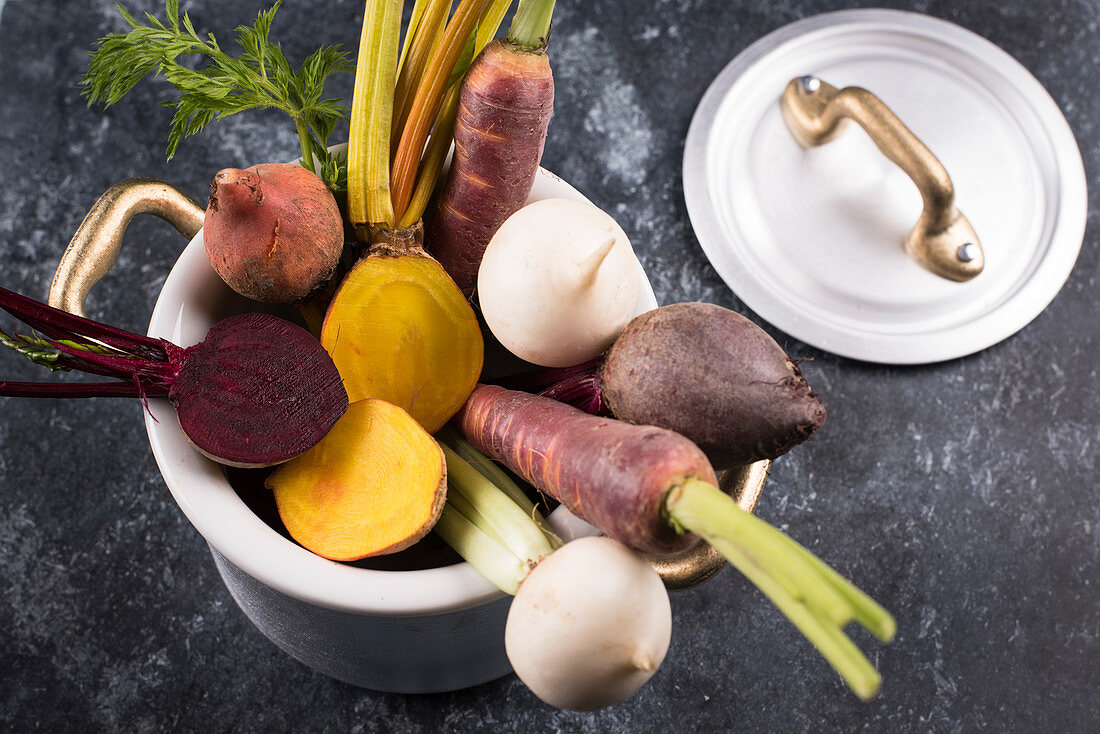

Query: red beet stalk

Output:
[0, 286, 347, 467]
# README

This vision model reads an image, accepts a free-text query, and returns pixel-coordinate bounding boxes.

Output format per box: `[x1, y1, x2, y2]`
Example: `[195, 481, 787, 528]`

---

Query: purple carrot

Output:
[423, 3, 556, 297]
[457, 383, 715, 554]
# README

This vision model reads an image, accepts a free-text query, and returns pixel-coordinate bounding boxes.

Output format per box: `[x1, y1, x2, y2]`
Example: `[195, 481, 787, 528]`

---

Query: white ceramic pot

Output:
[141, 169, 659, 692]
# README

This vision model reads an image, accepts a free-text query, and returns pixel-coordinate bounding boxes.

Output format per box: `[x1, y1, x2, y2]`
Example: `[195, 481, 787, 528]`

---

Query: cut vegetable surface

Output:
[456, 384, 894, 700]
[478, 198, 639, 368]
[320, 248, 482, 433]
[424, 0, 557, 295]
[0, 288, 347, 467]
[267, 398, 446, 561]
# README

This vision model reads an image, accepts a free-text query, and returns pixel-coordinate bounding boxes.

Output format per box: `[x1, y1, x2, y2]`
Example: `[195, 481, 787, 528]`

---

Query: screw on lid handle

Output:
[781, 75, 984, 283]
[49, 178, 205, 318]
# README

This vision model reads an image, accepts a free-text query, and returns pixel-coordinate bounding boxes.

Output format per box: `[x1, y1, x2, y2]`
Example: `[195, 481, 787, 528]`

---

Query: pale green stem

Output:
[295, 118, 315, 171]
[347, 0, 401, 232]
[437, 425, 558, 546]
[665, 479, 896, 701]
[442, 445, 554, 565]
[507, 0, 556, 49]
[434, 505, 527, 595]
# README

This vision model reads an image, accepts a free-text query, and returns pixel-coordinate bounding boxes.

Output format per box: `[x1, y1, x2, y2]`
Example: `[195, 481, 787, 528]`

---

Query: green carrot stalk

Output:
[508, 0, 556, 49]
[665, 479, 894, 700]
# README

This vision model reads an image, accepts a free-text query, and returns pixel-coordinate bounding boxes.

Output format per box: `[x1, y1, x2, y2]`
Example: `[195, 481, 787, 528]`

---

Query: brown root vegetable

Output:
[600, 302, 826, 468]
[0, 288, 348, 468]
[267, 398, 447, 561]
[320, 238, 483, 434]
[204, 163, 344, 303]
[424, 37, 554, 296]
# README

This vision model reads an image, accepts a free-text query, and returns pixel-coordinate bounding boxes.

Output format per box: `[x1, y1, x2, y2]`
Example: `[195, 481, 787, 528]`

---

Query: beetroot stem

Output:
[497, 357, 602, 392]
[496, 359, 607, 414]
[44, 337, 177, 383]
[0, 286, 167, 359]
[0, 379, 169, 399]
[537, 370, 606, 415]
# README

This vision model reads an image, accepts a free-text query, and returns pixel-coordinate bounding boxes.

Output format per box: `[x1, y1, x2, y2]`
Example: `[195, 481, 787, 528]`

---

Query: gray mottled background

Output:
[1, 0, 1097, 731]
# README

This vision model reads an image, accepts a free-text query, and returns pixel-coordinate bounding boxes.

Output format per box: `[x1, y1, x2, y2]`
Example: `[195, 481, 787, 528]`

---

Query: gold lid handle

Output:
[781, 75, 984, 282]
[48, 178, 205, 317]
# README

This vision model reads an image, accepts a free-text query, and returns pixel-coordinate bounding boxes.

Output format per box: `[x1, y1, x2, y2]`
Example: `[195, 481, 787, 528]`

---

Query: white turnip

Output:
[477, 198, 639, 368]
[505, 536, 671, 711]
[434, 440, 672, 711]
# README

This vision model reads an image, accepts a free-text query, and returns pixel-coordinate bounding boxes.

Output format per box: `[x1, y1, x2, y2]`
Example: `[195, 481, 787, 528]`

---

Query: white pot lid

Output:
[683, 9, 1087, 364]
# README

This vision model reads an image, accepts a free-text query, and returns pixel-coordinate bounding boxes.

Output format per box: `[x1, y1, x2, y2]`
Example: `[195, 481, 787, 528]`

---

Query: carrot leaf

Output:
[82, 1, 353, 190]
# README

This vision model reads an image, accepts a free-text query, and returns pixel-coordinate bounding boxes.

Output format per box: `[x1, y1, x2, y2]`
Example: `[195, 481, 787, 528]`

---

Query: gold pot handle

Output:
[780, 75, 983, 283]
[645, 460, 769, 590]
[48, 178, 205, 317]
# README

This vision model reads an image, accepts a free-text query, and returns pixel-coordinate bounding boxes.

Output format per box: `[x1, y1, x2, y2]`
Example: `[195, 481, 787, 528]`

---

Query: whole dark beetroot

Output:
[600, 303, 826, 469]
[204, 163, 343, 303]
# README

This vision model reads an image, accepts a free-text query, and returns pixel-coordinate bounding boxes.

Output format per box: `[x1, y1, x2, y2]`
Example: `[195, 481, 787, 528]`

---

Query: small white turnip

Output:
[477, 198, 639, 368]
[504, 535, 672, 711]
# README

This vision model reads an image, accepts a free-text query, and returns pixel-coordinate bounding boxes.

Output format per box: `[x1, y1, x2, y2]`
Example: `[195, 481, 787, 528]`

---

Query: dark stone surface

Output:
[0, 0, 1096, 731]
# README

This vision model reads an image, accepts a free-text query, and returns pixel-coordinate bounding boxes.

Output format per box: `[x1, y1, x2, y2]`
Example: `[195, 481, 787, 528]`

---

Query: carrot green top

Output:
[507, 0, 557, 50]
